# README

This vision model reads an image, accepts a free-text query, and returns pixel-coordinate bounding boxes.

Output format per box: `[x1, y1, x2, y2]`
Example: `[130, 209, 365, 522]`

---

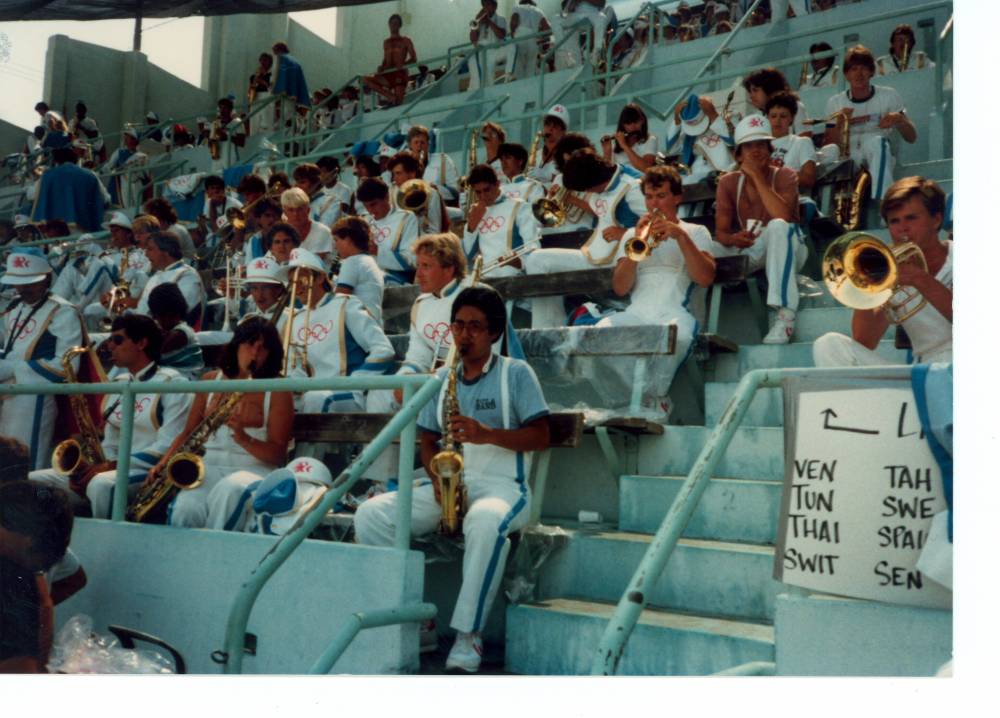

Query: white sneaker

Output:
[763, 309, 796, 345]
[445, 631, 483, 673]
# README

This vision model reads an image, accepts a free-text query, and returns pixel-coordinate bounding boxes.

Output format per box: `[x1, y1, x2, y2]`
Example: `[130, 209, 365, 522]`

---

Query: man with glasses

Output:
[355, 285, 550, 673]
[29, 314, 193, 518]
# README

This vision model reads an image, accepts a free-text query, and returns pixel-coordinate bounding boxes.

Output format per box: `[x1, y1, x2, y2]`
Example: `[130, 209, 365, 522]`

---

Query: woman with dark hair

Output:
[263, 221, 301, 265]
[601, 103, 657, 172]
[143, 197, 195, 260]
[147, 283, 204, 380]
[157, 316, 293, 529]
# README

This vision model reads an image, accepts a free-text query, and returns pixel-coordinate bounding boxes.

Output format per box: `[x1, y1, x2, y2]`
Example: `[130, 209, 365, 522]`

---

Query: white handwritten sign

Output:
[774, 386, 951, 609]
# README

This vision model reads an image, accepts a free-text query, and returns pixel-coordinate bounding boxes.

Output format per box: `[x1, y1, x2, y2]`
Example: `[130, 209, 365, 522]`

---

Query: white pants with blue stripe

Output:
[355, 475, 531, 633]
[0, 392, 57, 471]
[169, 467, 270, 528]
[717, 219, 808, 311]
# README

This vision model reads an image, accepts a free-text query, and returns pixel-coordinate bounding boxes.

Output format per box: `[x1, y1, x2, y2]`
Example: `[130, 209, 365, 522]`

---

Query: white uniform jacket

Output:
[463, 194, 540, 277]
[366, 207, 420, 284]
[580, 167, 645, 266]
[136, 259, 206, 320]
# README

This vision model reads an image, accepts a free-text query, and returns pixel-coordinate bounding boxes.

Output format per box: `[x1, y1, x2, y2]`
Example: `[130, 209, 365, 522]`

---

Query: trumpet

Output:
[822, 232, 927, 324]
[624, 210, 669, 262]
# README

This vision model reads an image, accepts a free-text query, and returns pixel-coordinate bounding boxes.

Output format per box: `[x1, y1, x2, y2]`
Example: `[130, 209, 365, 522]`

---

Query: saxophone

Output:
[104, 248, 132, 326]
[126, 389, 244, 523]
[526, 129, 544, 170]
[51, 346, 107, 486]
[831, 112, 871, 231]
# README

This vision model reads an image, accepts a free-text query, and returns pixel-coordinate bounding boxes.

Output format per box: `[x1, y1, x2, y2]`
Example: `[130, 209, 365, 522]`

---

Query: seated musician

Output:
[525, 105, 570, 185]
[524, 148, 645, 326]
[599, 165, 715, 413]
[480, 122, 507, 176]
[144, 197, 196, 262]
[332, 216, 385, 324]
[814, 177, 951, 366]
[210, 96, 247, 170]
[241, 256, 289, 323]
[766, 91, 818, 220]
[463, 164, 540, 278]
[387, 151, 449, 234]
[820, 45, 917, 202]
[800, 42, 840, 89]
[408, 125, 459, 204]
[355, 285, 550, 674]
[877, 24, 935, 76]
[162, 317, 293, 529]
[742, 68, 811, 136]
[497, 143, 545, 205]
[315, 156, 353, 228]
[356, 178, 420, 285]
[148, 284, 205, 380]
[201, 174, 243, 243]
[600, 103, 658, 174]
[82, 214, 153, 331]
[291, 163, 328, 223]
[263, 222, 301, 266]
[245, 197, 282, 261]
[283, 248, 395, 414]
[135, 233, 206, 325]
[30, 315, 192, 519]
[280, 187, 334, 269]
[714, 115, 805, 345]
[363, 14, 417, 107]
[665, 94, 736, 188]
[0, 249, 84, 470]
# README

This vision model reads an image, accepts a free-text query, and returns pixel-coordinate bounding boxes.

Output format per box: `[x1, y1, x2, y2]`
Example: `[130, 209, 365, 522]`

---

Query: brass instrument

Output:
[479, 243, 538, 277]
[721, 89, 736, 139]
[526, 129, 544, 170]
[51, 346, 107, 486]
[830, 112, 871, 231]
[127, 390, 244, 523]
[104, 247, 132, 326]
[282, 266, 316, 376]
[208, 118, 223, 161]
[900, 42, 910, 72]
[822, 232, 927, 324]
[531, 185, 590, 227]
[397, 178, 432, 215]
[799, 61, 809, 88]
[430, 256, 482, 535]
[624, 210, 669, 262]
[461, 126, 481, 210]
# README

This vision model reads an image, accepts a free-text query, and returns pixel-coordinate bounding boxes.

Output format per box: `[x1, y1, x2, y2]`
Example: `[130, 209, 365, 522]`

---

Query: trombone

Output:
[281, 266, 316, 376]
[478, 244, 539, 276]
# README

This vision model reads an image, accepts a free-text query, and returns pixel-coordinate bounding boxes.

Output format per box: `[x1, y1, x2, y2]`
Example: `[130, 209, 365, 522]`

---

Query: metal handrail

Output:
[309, 603, 438, 674]
[590, 365, 919, 675]
[601, 0, 678, 91]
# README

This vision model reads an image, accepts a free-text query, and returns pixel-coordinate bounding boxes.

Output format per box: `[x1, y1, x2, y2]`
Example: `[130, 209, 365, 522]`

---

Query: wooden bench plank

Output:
[589, 417, 665, 436]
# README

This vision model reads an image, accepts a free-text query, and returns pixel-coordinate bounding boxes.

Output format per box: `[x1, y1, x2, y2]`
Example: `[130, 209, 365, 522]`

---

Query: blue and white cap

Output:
[3, 247, 52, 285]
[251, 457, 333, 517]
[679, 94, 709, 136]
[245, 256, 287, 285]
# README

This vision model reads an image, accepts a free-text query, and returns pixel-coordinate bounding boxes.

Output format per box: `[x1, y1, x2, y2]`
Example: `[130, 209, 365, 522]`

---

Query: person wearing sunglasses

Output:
[29, 314, 193, 519]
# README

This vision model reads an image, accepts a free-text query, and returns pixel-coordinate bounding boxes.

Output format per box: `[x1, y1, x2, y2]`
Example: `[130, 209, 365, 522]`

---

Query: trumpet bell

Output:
[52, 439, 83, 477]
[625, 236, 651, 262]
[165, 452, 206, 491]
[532, 197, 566, 228]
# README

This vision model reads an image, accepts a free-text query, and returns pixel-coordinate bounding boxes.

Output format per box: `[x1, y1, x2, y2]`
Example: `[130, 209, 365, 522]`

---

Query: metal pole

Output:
[111, 385, 136, 522]
[308, 603, 437, 674]
[132, 1, 143, 52]
[394, 383, 417, 551]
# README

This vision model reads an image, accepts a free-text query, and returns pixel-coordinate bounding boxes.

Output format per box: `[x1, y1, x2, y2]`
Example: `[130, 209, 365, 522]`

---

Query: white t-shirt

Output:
[824, 85, 906, 156]
[512, 4, 546, 37]
[771, 134, 817, 172]
[898, 239, 952, 363]
[302, 220, 334, 260]
[614, 134, 658, 171]
[336, 253, 385, 324]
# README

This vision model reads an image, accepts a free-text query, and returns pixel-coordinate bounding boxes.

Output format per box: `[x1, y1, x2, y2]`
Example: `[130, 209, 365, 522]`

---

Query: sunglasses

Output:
[109, 334, 127, 345]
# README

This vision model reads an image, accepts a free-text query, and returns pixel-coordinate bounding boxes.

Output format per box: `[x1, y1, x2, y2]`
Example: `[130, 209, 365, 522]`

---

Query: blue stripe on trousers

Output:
[874, 138, 888, 200]
[780, 224, 796, 308]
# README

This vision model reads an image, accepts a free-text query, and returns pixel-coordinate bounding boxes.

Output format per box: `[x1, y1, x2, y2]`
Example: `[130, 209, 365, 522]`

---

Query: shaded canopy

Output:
[0, 1, 391, 22]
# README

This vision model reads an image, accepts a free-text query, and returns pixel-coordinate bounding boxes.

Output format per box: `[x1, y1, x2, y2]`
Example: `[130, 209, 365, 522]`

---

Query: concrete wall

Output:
[0, 119, 28, 156]
[56, 519, 425, 674]
[43, 35, 214, 147]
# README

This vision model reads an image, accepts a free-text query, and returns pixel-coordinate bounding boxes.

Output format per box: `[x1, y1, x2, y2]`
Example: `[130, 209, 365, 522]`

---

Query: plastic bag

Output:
[504, 524, 571, 604]
[47, 615, 175, 674]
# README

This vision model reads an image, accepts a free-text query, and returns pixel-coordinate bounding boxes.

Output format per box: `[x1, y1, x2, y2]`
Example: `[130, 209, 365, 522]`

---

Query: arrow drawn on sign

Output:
[820, 409, 880, 435]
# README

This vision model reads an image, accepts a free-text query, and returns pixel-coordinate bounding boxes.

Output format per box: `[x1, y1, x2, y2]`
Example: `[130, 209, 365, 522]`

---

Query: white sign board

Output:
[774, 385, 951, 609]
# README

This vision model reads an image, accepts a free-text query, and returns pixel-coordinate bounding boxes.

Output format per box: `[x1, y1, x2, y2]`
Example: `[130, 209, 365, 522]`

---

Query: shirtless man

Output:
[364, 14, 417, 107]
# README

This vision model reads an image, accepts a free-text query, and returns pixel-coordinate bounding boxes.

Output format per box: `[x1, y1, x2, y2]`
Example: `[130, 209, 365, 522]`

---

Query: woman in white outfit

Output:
[158, 317, 293, 528]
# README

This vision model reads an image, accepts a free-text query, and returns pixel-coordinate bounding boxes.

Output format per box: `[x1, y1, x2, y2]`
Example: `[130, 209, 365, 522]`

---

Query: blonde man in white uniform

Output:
[814, 177, 951, 367]
[0, 249, 84, 470]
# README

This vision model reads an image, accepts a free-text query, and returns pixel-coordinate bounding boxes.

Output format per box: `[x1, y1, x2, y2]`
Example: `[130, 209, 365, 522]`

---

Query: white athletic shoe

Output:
[445, 631, 483, 673]
[762, 309, 796, 345]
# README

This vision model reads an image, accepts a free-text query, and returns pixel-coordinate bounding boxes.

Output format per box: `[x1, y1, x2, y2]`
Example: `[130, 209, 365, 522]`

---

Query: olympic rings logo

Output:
[480, 216, 506, 233]
[297, 320, 335, 345]
[505, 190, 522, 199]
[114, 396, 151, 422]
[702, 134, 721, 148]
[373, 226, 392, 243]
[423, 322, 452, 344]
[594, 199, 608, 217]
[10, 318, 39, 339]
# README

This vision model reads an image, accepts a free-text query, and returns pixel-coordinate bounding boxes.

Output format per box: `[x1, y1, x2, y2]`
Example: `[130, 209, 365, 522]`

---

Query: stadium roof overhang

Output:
[0, 1, 391, 22]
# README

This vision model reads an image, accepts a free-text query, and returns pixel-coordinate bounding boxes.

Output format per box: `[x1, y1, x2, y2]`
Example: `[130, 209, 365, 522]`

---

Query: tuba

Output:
[831, 112, 870, 232]
[51, 346, 108, 487]
[822, 232, 927, 324]
[127, 389, 244, 523]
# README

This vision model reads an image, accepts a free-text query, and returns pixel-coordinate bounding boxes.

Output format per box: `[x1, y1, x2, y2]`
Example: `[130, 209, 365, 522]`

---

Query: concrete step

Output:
[899, 158, 953, 182]
[792, 306, 854, 342]
[535, 530, 779, 621]
[710, 339, 908, 382]
[705, 381, 784, 427]
[506, 597, 774, 675]
[619, 475, 782, 544]
[639, 425, 784, 481]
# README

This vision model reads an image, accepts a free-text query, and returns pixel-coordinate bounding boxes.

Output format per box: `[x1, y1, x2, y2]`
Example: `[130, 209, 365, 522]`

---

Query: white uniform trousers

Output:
[1, 390, 58, 471]
[362, 389, 402, 482]
[523, 248, 593, 328]
[817, 135, 895, 201]
[85, 465, 151, 519]
[812, 332, 906, 367]
[716, 219, 808, 312]
[168, 466, 269, 528]
[28, 468, 94, 515]
[355, 475, 531, 633]
[203, 471, 266, 532]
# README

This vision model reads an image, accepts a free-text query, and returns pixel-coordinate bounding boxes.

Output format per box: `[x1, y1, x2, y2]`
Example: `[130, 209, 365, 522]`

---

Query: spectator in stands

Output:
[144, 197, 195, 261]
[877, 24, 935, 75]
[101, 127, 149, 209]
[822, 45, 917, 202]
[263, 222, 301, 266]
[0, 248, 84, 470]
[364, 14, 417, 107]
[68, 101, 105, 164]
[498, 143, 545, 205]
[315, 156, 354, 228]
[765, 92, 817, 217]
[813, 176, 951, 366]
[246, 197, 283, 260]
[81, 213, 151, 330]
[463, 164, 540, 278]
[336, 86, 360, 126]
[291, 163, 326, 221]
[800, 41, 840, 89]
[742, 68, 810, 135]
[527, 104, 570, 185]
[271, 42, 310, 135]
[248, 52, 274, 135]
[332, 216, 385, 323]
[601, 103, 657, 173]
[280, 187, 333, 268]
[33, 102, 49, 125]
[356, 178, 420, 285]
[508, 1, 551, 80]
[210, 96, 247, 170]
[148, 283, 204, 380]
[30, 147, 106, 231]
[355, 284, 550, 674]
[201, 174, 243, 242]
[136, 232, 205, 323]
[468, 0, 508, 90]
[388, 151, 448, 234]
[714, 115, 805, 345]
[0, 479, 73, 673]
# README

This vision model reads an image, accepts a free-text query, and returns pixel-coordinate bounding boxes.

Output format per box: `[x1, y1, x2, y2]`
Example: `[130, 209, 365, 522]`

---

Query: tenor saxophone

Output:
[104, 247, 132, 324]
[51, 346, 107, 485]
[126, 390, 244, 523]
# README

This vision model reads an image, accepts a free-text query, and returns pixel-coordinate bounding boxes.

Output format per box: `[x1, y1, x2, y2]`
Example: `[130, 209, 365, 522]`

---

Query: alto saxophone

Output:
[430, 348, 466, 535]
[127, 390, 244, 523]
[526, 129, 544, 170]
[51, 346, 108, 489]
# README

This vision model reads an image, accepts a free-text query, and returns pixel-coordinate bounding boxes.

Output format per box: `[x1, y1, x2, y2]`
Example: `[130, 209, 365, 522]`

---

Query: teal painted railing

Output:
[590, 365, 918, 675]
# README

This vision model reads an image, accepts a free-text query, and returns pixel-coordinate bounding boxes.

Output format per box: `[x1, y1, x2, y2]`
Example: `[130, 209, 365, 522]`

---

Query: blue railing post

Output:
[110, 384, 136, 522]
[395, 383, 417, 551]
